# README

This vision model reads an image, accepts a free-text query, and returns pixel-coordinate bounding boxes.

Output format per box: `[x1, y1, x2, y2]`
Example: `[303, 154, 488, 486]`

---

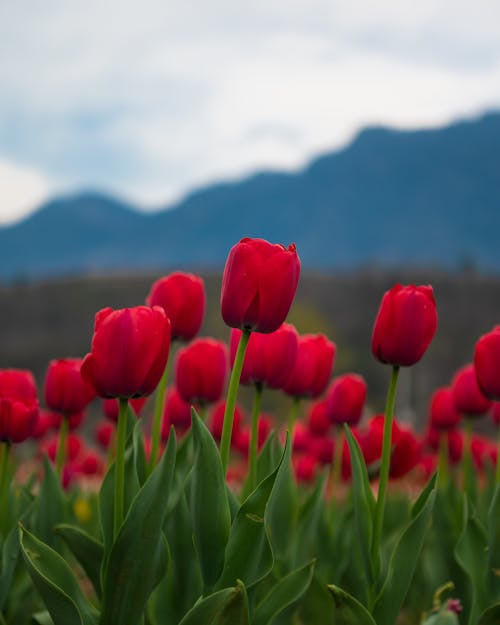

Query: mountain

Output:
[2, 111, 500, 279]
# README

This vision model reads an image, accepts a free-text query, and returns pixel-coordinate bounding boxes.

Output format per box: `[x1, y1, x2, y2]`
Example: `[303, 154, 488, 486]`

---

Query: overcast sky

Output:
[1, 0, 500, 225]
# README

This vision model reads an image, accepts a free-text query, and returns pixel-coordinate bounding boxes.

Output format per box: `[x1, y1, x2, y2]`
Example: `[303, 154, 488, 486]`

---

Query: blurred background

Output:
[1, 0, 500, 427]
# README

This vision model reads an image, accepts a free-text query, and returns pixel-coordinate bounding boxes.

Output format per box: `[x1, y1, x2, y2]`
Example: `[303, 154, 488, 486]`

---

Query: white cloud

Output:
[0, 158, 53, 225]
[0, 0, 500, 221]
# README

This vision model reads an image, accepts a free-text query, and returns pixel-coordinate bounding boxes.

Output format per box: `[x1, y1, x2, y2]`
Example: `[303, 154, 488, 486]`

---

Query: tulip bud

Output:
[0, 369, 39, 443]
[229, 323, 299, 390]
[146, 271, 206, 341]
[326, 373, 367, 427]
[283, 334, 336, 399]
[474, 326, 500, 400]
[81, 306, 171, 399]
[371, 284, 437, 367]
[45, 358, 96, 415]
[161, 387, 192, 439]
[221, 237, 300, 333]
[429, 386, 461, 431]
[176, 338, 228, 405]
[451, 363, 491, 417]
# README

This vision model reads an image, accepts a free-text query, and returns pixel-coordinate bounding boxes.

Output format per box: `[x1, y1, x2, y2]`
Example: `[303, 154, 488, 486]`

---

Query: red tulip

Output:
[161, 387, 192, 439]
[293, 454, 318, 483]
[95, 421, 114, 449]
[221, 237, 300, 333]
[234, 414, 274, 455]
[81, 306, 171, 398]
[175, 338, 228, 405]
[45, 358, 96, 415]
[371, 284, 437, 367]
[474, 326, 500, 400]
[209, 400, 244, 441]
[146, 271, 205, 341]
[32, 410, 59, 439]
[307, 400, 331, 436]
[452, 363, 492, 416]
[429, 386, 461, 430]
[51, 411, 85, 431]
[283, 334, 336, 399]
[230, 323, 298, 389]
[326, 373, 367, 427]
[0, 369, 39, 443]
[361, 415, 420, 478]
[44, 433, 83, 463]
[310, 436, 334, 465]
[292, 422, 314, 453]
[471, 435, 497, 471]
[491, 402, 500, 427]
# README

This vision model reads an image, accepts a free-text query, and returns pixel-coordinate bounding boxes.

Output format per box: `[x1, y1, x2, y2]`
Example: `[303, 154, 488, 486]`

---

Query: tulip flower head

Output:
[283, 334, 336, 399]
[230, 323, 299, 390]
[176, 338, 228, 405]
[221, 237, 300, 333]
[326, 373, 367, 427]
[0, 369, 39, 443]
[81, 306, 171, 399]
[452, 363, 492, 417]
[146, 271, 206, 342]
[429, 386, 461, 431]
[474, 326, 500, 400]
[45, 358, 96, 416]
[371, 284, 437, 367]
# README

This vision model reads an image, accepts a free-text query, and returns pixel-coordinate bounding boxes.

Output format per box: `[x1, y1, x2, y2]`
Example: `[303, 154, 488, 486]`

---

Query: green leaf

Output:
[54, 524, 103, 597]
[253, 560, 315, 625]
[297, 574, 335, 625]
[190, 409, 231, 591]
[37, 456, 66, 548]
[133, 421, 147, 486]
[100, 432, 176, 625]
[216, 450, 285, 589]
[179, 585, 246, 625]
[454, 495, 489, 625]
[19, 525, 99, 625]
[98, 441, 140, 575]
[264, 435, 296, 567]
[372, 474, 437, 625]
[295, 473, 327, 565]
[478, 602, 500, 625]
[0, 524, 20, 610]
[31, 611, 55, 625]
[213, 580, 250, 625]
[487, 483, 500, 599]
[344, 426, 375, 590]
[327, 584, 376, 625]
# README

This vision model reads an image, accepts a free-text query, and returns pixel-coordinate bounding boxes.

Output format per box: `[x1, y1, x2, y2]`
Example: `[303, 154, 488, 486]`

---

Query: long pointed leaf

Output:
[253, 560, 315, 625]
[19, 525, 99, 625]
[190, 409, 231, 591]
[372, 474, 437, 625]
[344, 426, 375, 592]
[216, 448, 285, 589]
[55, 524, 103, 597]
[100, 431, 176, 625]
[327, 584, 376, 625]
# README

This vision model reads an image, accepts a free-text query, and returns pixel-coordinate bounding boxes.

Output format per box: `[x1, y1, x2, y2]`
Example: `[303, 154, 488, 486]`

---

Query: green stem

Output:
[438, 430, 449, 490]
[0, 442, 10, 536]
[220, 329, 251, 474]
[114, 397, 129, 539]
[331, 426, 344, 497]
[463, 418, 475, 497]
[496, 423, 500, 485]
[371, 365, 400, 569]
[249, 384, 263, 491]
[148, 357, 171, 475]
[288, 397, 301, 437]
[56, 416, 69, 480]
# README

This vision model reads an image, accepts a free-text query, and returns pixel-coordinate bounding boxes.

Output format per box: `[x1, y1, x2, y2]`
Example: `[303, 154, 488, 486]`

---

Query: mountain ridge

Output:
[2, 110, 500, 279]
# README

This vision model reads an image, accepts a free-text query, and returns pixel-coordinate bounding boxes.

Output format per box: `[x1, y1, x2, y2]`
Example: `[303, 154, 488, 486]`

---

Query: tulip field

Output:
[2, 237, 500, 625]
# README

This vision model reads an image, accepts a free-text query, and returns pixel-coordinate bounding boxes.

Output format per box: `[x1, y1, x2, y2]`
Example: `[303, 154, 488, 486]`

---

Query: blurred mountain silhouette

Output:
[2, 110, 500, 279]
